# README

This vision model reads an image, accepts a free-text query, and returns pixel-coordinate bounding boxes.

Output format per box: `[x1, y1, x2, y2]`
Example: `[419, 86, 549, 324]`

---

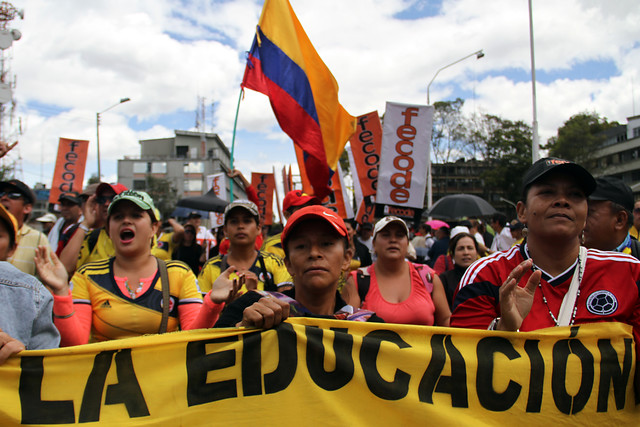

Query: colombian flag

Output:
[241, 0, 356, 200]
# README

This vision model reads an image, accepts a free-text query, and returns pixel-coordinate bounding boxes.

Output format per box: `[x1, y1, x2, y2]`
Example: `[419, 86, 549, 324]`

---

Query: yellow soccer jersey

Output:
[71, 258, 203, 342]
[261, 232, 285, 260]
[76, 228, 114, 270]
[198, 250, 292, 295]
[151, 232, 177, 261]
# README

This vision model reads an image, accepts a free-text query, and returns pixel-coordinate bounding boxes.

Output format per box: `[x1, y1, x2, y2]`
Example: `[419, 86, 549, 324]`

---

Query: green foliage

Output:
[431, 98, 467, 163]
[144, 175, 178, 220]
[87, 174, 101, 185]
[0, 160, 15, 181]
[472, 114, 533, 203]
[544, 112, 617, 165]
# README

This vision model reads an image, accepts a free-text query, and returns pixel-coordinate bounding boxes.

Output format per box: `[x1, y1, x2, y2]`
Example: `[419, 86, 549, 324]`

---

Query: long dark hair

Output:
[448, 232, 479, 257]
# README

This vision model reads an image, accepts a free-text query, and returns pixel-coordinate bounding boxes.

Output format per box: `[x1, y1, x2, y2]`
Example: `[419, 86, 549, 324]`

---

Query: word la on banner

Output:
[251, 172, 275, 225]
[376, 102, 434, 222]
[0, 320, 637, 426]
[49, 138, 89, 205]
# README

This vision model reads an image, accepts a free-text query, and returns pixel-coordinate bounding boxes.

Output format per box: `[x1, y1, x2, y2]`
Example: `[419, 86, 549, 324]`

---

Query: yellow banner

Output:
[0, 320, 637, 426]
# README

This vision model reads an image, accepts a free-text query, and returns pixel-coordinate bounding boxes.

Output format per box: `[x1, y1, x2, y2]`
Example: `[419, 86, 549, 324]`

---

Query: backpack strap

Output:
[353, 267, 371, 304]
[630, 238, 640, 261]
[258, 253, 276, 291]
[413, 263, 434, 293]
[156, 257, 171, 334]
[87, 228, 102, 254]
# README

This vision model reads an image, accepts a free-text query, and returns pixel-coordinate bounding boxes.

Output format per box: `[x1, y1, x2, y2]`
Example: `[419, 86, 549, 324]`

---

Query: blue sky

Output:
[3, 0, 639, 195]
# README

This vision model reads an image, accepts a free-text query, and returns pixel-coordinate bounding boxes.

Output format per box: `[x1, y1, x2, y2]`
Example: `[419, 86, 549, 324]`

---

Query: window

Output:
[184, 179, 202, 192]
[133, 162, 149, 174]
[176, 146, 189, 158]
[633, 127, 640, 138]
[184, 162, 204, 173]
[151, 162, 167, 174]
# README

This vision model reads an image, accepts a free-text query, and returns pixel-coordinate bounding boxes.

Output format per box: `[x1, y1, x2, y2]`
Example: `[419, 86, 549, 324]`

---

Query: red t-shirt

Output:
[451, 245, 640, 353]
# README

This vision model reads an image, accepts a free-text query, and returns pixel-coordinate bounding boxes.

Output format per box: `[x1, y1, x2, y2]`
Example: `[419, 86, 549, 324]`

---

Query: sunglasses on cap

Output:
[96, 195, 116, 205]
[0, 191, 23, 200]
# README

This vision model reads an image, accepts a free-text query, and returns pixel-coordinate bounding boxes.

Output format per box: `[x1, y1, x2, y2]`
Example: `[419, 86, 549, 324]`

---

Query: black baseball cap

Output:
[0, 179, 36, 204]
[589, 176, 634, 212]
[521, 157, 596, 198]
[59, 191, 82, 205]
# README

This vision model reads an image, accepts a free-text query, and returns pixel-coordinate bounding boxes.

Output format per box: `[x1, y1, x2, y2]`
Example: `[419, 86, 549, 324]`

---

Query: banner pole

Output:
[229, 88, 243, 202]
[273, 165, 284, 224]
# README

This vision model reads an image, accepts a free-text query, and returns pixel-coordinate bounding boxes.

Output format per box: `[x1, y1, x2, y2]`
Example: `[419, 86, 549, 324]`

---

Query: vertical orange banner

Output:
[355, 199, 376, 225]
[294, 144, 314, 195]
[349, 111, 382, 199]
[49, 138, 89, 204]
[251, 172, 275, 225]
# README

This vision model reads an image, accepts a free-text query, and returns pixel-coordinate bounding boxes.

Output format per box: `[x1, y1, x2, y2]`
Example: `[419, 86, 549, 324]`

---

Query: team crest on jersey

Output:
[160, 296, 176, 312]
[586, 290, 617, 316]
[259, 272, 273, 283]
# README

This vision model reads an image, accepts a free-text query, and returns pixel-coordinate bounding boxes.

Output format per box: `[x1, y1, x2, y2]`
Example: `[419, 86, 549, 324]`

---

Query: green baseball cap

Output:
[107, 190, 158, 221]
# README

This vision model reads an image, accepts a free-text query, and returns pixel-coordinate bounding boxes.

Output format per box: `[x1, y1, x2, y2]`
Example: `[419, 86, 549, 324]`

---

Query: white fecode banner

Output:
[376, 102, 433, 209]
[206, 173, 227, 228]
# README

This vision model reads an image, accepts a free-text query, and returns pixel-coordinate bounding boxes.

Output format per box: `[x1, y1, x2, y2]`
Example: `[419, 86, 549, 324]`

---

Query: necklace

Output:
[124, 280, 144, 298]
[532, 251, 584, 326]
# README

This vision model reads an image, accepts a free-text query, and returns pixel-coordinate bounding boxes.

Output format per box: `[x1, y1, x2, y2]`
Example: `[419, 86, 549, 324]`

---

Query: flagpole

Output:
[229, 87, 243, 202]
[272, 166, 283, 224]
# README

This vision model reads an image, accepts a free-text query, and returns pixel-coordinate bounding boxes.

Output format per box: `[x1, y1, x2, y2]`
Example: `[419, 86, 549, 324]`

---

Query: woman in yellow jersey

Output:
[35, 190, 226, 346]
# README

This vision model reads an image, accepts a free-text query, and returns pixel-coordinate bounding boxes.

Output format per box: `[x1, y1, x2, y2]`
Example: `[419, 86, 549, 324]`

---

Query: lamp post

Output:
[426, 50, 484, 209]
[528, 0, 539, 162]
[96, 97, 130, 179]
[426, 49, 484, 105]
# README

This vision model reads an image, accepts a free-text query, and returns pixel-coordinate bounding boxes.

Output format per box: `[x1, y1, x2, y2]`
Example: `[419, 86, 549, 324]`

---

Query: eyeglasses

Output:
[634, 208, 640, 214]
[0, 191, 23, 200]
[96, 195, 115, 205]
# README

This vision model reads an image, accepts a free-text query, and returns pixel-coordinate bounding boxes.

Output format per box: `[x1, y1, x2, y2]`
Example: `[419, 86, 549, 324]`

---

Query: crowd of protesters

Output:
[0, 147, 639, 396]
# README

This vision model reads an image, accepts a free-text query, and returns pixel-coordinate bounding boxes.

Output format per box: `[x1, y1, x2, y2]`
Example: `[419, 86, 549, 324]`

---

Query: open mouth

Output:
[120, 228, 135, 244]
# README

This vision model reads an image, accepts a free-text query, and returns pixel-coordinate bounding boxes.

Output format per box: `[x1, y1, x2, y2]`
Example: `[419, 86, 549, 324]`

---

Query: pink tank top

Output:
[359, 262, 435, 325]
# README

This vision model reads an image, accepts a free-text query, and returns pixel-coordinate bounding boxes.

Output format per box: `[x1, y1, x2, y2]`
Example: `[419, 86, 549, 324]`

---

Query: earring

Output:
[580, 230, 585, 245]
[337, 270, 347, 292]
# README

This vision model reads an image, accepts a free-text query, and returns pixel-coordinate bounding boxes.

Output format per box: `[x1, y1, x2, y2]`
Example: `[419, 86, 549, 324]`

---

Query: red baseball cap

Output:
[281, 205, 348, 248]
[96, 182, 128, 196]
[282, 190, 320, 213]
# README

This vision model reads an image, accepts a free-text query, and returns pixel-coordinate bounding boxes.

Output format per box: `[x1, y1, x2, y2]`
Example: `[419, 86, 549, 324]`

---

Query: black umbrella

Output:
[428, 194, 497, 219]
[176, 188, 228, 213]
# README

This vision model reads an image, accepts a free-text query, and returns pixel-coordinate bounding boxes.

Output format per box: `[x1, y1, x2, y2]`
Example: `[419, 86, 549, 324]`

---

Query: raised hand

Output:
[209, 266, 244, 304]
[34, 246, 70, 296]
[497, 259, 541, 331]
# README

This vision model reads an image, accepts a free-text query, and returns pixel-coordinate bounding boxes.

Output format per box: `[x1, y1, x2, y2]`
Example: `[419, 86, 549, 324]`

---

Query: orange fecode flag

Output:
[355, 199, 376, 225]
[349, 111, 382, 199]
[251, 172, 276, 225]
[49, 138, 89, 204]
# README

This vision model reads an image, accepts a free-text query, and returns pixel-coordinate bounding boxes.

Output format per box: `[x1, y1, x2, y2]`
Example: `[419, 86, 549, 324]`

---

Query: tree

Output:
[145, 175, 178, 220]
[470, 114, 533, 203]
[431, 98, 468, 163]
[87, 174, 100, 185]
[544, 112, 618, 166]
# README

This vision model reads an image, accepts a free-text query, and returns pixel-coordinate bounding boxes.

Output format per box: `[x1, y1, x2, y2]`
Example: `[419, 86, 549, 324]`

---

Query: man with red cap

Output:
[261, 189, 320, 259]
[59, 182, 127, 275]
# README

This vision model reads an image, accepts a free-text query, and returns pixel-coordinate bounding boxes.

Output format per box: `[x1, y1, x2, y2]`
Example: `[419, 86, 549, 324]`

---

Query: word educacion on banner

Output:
[3, 321, 637, 425]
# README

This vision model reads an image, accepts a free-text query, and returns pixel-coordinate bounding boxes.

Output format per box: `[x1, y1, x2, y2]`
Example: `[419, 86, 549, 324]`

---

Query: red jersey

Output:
[451, 244, 640, 349]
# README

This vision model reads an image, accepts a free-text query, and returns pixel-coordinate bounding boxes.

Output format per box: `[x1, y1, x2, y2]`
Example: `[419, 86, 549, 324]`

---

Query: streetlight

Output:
[426, 49, 484, 105]
[528, 0, 540, 162]
[96, 97, 131, 179]
[426, 50, 484, 210]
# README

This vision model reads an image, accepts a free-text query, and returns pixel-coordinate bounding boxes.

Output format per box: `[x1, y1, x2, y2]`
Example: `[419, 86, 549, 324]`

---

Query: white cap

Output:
[373, 216, 409, 239]
[450, 225, 470, 239]
[36, 213, 57, 223]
